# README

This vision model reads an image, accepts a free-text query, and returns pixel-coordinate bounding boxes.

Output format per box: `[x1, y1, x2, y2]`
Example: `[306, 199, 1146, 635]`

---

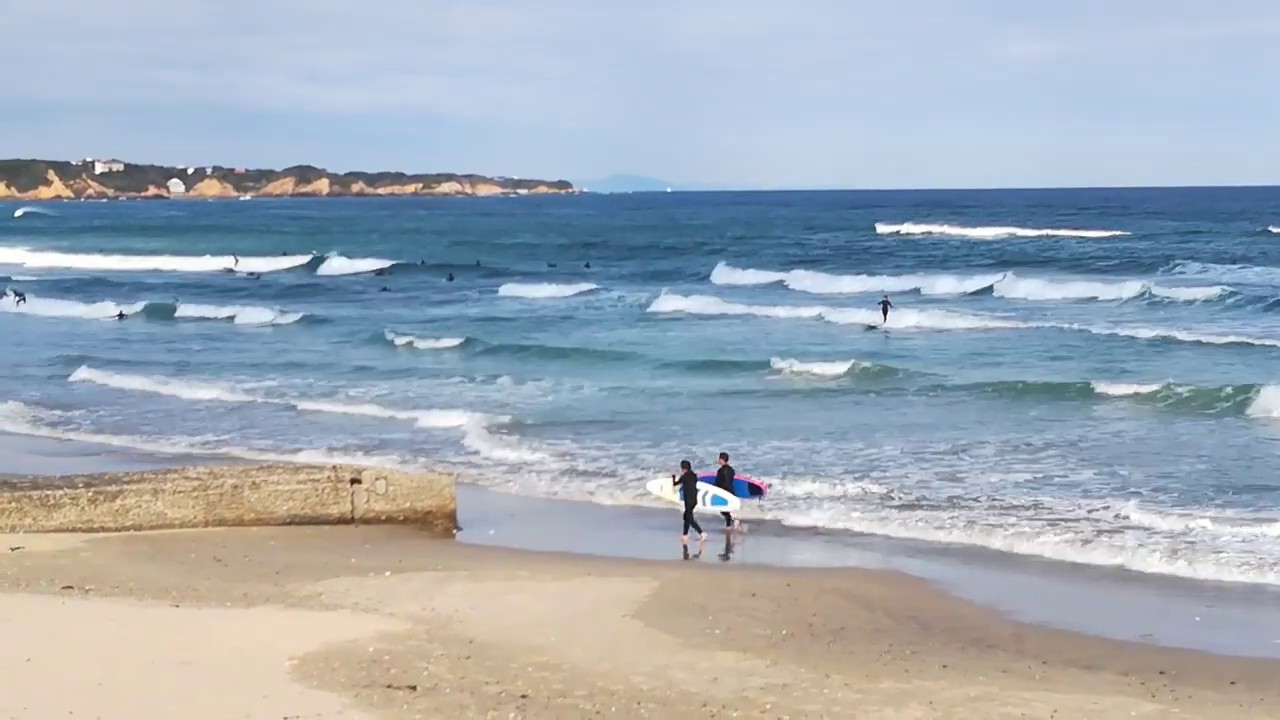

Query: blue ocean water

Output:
[3, 190, 1280, 587]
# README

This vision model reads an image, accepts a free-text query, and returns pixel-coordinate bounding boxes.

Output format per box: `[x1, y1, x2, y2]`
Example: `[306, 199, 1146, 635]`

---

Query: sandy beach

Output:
[2, 524, 1278, 719]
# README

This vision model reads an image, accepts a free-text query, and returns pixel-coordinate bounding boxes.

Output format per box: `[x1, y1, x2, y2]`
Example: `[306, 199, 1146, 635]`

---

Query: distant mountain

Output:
[578, 174, 673, 193]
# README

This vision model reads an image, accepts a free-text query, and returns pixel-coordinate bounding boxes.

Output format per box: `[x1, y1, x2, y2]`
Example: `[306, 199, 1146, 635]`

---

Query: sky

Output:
[2, 0, 1279, 189]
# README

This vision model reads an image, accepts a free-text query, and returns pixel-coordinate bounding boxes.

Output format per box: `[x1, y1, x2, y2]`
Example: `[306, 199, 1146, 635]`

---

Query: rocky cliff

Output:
[0, 159, 574, 200]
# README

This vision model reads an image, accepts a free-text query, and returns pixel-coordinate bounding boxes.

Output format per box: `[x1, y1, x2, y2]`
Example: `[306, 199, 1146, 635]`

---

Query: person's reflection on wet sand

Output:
[682, 543, 704, 561]
[718, 532, 735, 563]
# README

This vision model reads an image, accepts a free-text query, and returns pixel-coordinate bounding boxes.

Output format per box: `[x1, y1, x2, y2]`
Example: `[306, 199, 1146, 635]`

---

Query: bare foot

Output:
[699, 532, 708, 542]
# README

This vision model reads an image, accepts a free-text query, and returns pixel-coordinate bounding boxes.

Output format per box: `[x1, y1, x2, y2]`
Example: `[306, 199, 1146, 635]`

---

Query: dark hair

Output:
[718, 452, 729, 462]
[680, 460, 692, 470]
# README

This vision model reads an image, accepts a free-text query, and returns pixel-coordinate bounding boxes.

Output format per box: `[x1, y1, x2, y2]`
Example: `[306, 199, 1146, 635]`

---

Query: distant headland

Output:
[0, 158, 575, 200]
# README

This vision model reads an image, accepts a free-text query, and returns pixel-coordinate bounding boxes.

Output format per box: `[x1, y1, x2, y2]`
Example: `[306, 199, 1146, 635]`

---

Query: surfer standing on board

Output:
[878, 295, 893, 325]
[673, 460, 707, 544]
[715, 452, 740, 531]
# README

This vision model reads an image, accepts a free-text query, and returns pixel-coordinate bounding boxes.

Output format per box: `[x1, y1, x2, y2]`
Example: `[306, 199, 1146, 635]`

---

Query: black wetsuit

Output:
[878, 299, 892, 323]
[716, 464, 736, 527]
[675, 470, 703, 536]
[12, 291, 25, 306]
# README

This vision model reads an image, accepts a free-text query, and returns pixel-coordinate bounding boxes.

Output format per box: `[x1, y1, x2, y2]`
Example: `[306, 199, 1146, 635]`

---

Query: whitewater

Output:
[4, 189, 1280, 590]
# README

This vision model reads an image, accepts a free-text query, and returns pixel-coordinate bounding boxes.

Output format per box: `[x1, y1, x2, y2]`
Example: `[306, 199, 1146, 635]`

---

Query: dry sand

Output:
[1, 526, 1276, 719]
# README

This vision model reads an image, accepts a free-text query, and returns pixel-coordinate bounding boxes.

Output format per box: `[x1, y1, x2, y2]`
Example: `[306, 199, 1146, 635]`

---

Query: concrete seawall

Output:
[0, 464, 457, 535]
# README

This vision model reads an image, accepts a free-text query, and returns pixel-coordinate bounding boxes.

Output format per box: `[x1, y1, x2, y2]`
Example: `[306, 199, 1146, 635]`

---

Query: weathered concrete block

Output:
[0, 463, 457, 535]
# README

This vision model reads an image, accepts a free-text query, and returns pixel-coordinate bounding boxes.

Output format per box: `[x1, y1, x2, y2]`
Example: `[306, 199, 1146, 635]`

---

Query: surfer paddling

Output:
[878, 295, 893, 325]
[673, 460, 707, 544]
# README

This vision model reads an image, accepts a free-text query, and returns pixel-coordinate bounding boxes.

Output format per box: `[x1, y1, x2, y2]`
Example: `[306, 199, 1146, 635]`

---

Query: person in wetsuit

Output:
[715, 451, 739, 531]
[8, 289, 26, 306]
[673, 459, 706, 543]
[877, 295, 893, 325]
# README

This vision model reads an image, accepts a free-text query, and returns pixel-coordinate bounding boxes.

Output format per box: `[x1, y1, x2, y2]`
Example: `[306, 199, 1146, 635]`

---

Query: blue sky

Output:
[2, 1, 1278, 189]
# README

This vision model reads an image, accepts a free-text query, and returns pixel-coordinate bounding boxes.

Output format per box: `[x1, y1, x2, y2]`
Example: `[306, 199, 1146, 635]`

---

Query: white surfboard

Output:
[646, 477, 741, 513]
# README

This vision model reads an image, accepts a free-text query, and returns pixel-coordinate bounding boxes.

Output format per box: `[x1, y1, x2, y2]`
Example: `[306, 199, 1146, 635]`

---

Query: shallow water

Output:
[4, 189, 1280, 586]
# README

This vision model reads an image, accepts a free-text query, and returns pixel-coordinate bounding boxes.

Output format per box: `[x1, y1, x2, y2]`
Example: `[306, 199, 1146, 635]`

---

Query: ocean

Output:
[3, 189, 1280, 588]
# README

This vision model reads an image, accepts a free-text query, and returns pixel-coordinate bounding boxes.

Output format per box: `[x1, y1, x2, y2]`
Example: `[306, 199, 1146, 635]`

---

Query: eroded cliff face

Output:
[0, 161, 574, 200]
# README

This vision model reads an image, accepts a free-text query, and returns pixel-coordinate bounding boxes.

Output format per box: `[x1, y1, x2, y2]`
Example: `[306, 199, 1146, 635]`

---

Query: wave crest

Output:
[0, 247, 313, 273]
[174, 303, 304, 325]
[0, 293, 146, 320]
[383, 330, 467, 350]
[874, 222, 1129, 239]
[498, 282, 599, 299]
[315, 255, 397, 276]
[769, 357, 862, 377]
[68, 366, 494, 429]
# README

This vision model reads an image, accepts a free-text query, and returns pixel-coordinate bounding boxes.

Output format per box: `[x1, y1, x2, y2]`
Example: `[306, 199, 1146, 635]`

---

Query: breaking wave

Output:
[315, 254, 397, 276]
[769, 357, 864, 377]
[1269, 226, 1280, 235]
[383, 330, 467, 350]
[173, 302, 304, 325]
[874, 222, 1129, 239]
[991, 275, 1226, 303]
[0, 247, 313, 274]
[647, 292, 1025, 331]
[67, 366, 493, 429]
[1164, 260, 1280, 287]
[711, 263, 1224, 302]
[0, 293, 146, 320]
[498, 282, 599, 298]
[12, 206, 55, 218]
[709, 262, 1002, 296]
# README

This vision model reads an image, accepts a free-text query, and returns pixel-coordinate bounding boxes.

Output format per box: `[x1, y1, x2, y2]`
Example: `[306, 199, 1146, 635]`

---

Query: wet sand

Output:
[2, 525, 1277, 719]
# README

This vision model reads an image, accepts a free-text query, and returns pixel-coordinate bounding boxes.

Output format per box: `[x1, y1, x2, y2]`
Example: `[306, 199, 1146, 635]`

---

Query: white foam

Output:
[992, 275, 1222, 303]
[775, 505, 1280, 586]
[648, 292, 1025, 331]
[498, 282, 599, 299]
[1148, 285, 1228, 302]
[1269, 226, 1279, 235]
[1070, 324, 1280, 349]
[993, 275, 1147, 301]
[67, 365, 494, 429]
[769, 357, 860, 377]
[0, 247, 312, 273]
[1246, 385, 1280, 418]
[0, 293, 146, 320]
[1167, 260, 1280, 286]
[174, 303, 303, 326]
[709, 261, 1002, 296]
[1090, 381, 1165, 397]
[12, 206, 55, 218]
[0, 401, 422, 472]
[384, 330, 466, 350]
[874, 222, 1129, 239]
[70, 366, 256, 403]
[461, 421, 552, 462]
[314, 255, 396, 276]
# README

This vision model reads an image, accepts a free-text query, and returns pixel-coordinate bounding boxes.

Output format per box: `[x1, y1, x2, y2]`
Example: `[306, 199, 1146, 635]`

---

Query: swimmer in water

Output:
[379, 286, 391, 293]
[446, 272, 455, 282]
[877, 295, 893, 325]
[584, 261, 591, 269]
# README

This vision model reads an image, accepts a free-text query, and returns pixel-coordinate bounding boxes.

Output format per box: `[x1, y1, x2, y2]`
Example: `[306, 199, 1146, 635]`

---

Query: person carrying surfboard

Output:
[673, 460, 707, 543]
[878, 295, 893, 325]
[715, 452, 740, 531]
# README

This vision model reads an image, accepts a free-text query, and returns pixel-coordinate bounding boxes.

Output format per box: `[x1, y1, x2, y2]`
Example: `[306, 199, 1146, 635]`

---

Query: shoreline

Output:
[3, 526, 1279, 718]
[4, 435, 1280, 716]
[4, 430, 1279, 661]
